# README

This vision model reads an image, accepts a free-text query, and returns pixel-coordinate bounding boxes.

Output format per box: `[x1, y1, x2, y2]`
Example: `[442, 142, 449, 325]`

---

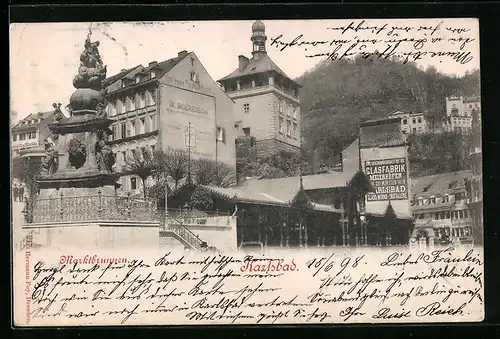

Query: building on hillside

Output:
[441, 114, 473, 134]
[387, 110, 430, 135]
[217, 20, 301, 158]
[445, 95, 481, 117]
[411, 170, 475, 246]
[465, 106, 483, 244]
[11, 109, 59, 157]
[104, 50, 236, 197]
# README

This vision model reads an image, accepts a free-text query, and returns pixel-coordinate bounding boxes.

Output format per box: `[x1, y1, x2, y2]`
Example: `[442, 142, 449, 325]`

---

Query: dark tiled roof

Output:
[238, 170, 356, 203]
[218, 54, 298, 85]
[104, 53, 189, 87]
[359, 118, 404, 148]
[104, 67, 138, 86]
[411, 170, 472, 199]
[201, 184, 342, 213]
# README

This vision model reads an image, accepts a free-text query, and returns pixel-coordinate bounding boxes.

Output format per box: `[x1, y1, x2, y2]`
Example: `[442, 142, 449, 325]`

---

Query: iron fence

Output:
[29, 192, 162, 223]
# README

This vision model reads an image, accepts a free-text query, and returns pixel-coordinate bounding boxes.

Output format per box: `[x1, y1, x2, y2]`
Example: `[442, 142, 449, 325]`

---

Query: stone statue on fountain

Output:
[73, 37, 107, 91]
[95, 129, 115, 174]
[36, 31, 119, 200]
[40, 138, 58, 176]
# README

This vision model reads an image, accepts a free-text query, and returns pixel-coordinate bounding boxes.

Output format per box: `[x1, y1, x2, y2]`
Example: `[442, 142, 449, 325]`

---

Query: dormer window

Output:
[443, 194, 450, 203]
[417, 197, 423, 205]
[150, 71, 156, 78]
[135, 75, 141, 84]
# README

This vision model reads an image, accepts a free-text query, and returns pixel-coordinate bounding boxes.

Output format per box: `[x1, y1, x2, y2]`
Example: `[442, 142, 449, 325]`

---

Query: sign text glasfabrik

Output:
[365, 158, 408, 201]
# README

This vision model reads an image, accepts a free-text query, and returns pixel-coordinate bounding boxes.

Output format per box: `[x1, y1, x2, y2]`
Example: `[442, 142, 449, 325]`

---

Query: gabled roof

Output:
[218, 54, 300, 86]
[11, 111, 55, 131]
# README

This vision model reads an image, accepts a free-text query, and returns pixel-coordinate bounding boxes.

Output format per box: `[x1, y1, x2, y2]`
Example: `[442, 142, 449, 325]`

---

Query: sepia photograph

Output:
[10, 18, 483, 326]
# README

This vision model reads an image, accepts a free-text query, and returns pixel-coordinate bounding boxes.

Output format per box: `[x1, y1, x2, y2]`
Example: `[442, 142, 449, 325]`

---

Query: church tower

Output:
[218, 20, 301, 159]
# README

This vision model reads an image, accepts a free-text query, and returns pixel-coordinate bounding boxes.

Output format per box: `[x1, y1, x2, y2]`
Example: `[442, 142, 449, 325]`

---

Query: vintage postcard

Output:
[10, 18, 483, 326]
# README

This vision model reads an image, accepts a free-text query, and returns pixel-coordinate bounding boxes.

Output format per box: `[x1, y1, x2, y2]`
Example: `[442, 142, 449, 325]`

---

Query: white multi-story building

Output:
[387, 110, 429, 135]
[104, 50, 236, 197]
[11, 110, 57, 157]
[445, 96, 481, 117]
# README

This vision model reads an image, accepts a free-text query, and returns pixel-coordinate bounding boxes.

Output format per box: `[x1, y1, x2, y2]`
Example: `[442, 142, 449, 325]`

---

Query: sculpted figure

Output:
[40, 138, 58, 176]
[72, 37, 107, 90]
[95, 129, 115, 173]
[52, 102, 65, 122]
[96, 92, 109, 119]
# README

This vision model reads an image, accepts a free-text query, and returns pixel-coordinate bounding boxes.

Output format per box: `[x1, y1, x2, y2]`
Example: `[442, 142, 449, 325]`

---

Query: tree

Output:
[187, 186, 213, 210]
[158, 149, 189, 190]
[123, 150, 159, 199]
[346, 170, 374, 235]
[12, 156, 42, 201]
[192, 158, 236, 187]
[381, 202, 397, 246]
[296, 56, 480, 169]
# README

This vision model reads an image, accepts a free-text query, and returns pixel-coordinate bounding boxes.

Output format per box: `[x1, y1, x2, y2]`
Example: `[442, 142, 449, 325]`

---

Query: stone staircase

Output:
[161, 216, 218, 252]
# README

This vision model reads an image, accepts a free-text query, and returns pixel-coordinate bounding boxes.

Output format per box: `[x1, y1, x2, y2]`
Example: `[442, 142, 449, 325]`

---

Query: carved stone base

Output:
[37, 184, 117, 200]
[39, 166, 118, 182]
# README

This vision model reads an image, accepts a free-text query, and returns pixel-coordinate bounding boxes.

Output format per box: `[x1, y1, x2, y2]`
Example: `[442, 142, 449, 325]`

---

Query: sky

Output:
[10, 18, 479, 123]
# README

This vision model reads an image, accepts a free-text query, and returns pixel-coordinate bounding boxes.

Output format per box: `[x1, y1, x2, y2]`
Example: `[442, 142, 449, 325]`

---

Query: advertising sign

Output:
[365, 157, 408, 201]
[161, 85, 216, 159]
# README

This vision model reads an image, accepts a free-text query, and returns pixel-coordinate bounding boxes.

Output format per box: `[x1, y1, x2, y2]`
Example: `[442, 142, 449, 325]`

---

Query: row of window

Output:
[435, 226, 472, 238]
[402, 117, 423, 125]
[110, 114, 157, 140]
[453, 126, 471, 134]
[12, 131, 37, 142]
[107, 90, 156, 116]
[278, 118, 299, 139]
[18, 118, 42, 126]
[114, 145, 156, 168]
[402, 126, 425, 134]
[414, 209, 470, 220]
[415, 192, 466, 206]
[277, 100, 299, 119]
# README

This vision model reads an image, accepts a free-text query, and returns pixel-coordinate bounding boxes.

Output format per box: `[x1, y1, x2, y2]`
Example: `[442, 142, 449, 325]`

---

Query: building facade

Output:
[387, 110, 430, 135]
[104, 51, 236, 196]
[411, 170, 475, 246]
[218, 20, 301, 158]
[442, 115, 473, 134]
[445, 95, 481, 117]
[11, 110, 57, 157]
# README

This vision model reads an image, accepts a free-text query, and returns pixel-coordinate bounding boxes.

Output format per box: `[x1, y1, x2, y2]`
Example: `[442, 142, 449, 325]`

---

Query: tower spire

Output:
[251, 20, 267, 59]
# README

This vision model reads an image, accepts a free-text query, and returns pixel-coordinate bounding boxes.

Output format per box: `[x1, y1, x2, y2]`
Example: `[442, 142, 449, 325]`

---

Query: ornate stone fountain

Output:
[37, 32, 118, 198]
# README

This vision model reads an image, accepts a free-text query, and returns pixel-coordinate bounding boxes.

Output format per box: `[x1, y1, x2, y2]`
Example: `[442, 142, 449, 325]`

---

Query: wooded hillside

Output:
[295, 55, 480, 174]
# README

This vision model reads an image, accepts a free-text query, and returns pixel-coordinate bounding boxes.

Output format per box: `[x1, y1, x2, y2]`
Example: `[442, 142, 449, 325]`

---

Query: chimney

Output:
[121, 69, 127, 72]
[178, 50, 188, 58]
[149, 61, 157, 67]
[238, 55, 249, 72]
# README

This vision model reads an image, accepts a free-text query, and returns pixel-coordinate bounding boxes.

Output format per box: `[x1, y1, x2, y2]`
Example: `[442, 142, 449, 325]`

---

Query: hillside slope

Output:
[295, 55, 480, 170]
